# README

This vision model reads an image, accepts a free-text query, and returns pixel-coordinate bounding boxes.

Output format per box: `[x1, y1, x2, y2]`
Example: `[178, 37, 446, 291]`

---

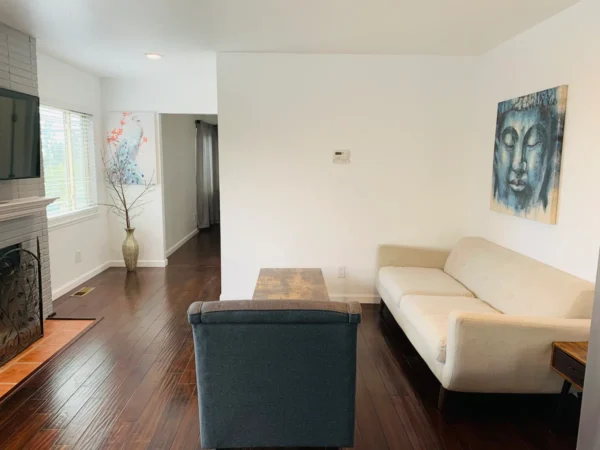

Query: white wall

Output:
[161, 114, 199, 254]
[37, 53, 111, 298]
[218, 53, 475, 301]
[468, 0, 600, 282]
[101, 53, 217, 114]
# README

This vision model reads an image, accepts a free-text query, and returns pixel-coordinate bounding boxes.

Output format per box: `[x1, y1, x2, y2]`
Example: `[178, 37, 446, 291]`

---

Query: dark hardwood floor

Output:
[0, 225, 579, 449]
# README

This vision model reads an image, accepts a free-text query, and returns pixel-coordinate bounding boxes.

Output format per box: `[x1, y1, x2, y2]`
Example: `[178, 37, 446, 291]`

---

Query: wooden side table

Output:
[550, 341, 587, 424]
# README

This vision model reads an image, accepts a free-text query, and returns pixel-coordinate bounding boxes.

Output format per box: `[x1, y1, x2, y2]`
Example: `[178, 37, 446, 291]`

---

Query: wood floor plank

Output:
[147, 383, 196, 450]
[169, 388, 200, 450]
[3, 413, 50, 450]
[0, 398, 46, 444]
[123, 372, 181, 447]
[63, 353, 161, 449]
[392, 395, 445, 450]
[98, 421, 133, 450]
[357, 332, 413, 449]
[422, 405, 465, 450]
[22, 429, 60, 450]
[354, 365, 389, 450]
[359, 307, 414, 398]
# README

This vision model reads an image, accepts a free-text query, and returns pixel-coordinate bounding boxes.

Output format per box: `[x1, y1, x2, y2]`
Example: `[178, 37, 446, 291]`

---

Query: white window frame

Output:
[40, 103, 99, 229]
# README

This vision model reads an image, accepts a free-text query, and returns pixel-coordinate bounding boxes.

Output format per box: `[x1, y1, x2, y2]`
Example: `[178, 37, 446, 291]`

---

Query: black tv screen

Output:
[0, 88, 41, 180]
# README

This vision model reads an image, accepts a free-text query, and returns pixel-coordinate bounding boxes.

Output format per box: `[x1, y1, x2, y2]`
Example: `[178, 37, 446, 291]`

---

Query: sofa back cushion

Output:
[444, 237, 595, 319]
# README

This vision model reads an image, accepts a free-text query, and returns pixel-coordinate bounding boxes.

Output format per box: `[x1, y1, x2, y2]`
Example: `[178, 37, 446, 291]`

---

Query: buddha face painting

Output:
[491, 86, 568, 224]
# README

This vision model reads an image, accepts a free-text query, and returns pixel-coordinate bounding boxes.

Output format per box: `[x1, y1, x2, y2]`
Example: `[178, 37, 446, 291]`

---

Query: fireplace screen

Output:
[0, 240, 43, 367]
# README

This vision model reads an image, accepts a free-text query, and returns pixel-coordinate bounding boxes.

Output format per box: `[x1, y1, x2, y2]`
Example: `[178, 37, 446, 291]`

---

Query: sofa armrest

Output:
[377, 245, 450, 269]
[442, 312, 591, 393]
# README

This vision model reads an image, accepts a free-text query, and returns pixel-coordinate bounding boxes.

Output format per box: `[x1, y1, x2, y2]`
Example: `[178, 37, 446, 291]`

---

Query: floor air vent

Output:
[71, 287, 95, 297]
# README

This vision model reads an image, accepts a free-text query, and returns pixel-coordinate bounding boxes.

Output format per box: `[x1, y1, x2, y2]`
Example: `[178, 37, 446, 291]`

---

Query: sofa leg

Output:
[438, 386, 449, 410]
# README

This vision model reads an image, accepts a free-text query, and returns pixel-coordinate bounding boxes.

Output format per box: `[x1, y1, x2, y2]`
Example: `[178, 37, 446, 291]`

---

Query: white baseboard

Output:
[166, 229, 199, 257]
[52, 261, 111, 300]
[108, 259, 169, 268]
[329, 294, 380, 304]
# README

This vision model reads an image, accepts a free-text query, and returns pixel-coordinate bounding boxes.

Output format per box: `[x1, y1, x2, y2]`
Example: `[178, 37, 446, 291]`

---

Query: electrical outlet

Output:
[192, 213, 197, 224]
[75, 250, 82, 264]
[337, 266, 346, 278]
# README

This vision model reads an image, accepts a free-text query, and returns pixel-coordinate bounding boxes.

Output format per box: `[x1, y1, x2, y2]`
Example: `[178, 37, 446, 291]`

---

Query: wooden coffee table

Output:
[252, 268, 329, 301]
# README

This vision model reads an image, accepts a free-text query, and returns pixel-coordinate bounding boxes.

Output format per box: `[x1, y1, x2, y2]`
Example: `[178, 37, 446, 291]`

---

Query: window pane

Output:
[40, 107, 69, 217]
[69, 114, 92, 210]
[40, 105, 97, 218]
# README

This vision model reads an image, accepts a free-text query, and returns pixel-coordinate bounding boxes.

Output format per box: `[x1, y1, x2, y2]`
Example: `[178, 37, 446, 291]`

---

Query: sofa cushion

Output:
[377, 267, 474, 307]
[398, 295, 501, 363]
[444, 237, 595, 319]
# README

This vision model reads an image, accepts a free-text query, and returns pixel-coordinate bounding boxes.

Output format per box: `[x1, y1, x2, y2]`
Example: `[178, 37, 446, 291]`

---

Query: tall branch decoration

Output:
[103, 112, 157, 272]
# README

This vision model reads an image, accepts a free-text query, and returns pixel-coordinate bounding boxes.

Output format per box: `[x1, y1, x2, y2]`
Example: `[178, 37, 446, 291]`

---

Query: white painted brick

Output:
[9, 82, 37, 96]
[7, 41, 31, 57]
[8, 50, 33, 66]
[7, 57, 32, 72]
[9, 65, 33, 80]
[6, 33, 31, 44]
[9, 72, 35, 86]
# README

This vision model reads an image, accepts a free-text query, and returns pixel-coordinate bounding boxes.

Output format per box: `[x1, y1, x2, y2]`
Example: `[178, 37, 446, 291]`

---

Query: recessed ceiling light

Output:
[145, 53, 163, 60]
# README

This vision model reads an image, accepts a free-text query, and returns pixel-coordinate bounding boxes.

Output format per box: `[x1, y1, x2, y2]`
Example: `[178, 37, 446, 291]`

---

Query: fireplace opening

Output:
[0, 239, 43, 367]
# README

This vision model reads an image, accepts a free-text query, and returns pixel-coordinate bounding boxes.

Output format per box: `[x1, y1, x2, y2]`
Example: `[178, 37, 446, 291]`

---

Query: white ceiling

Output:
[0, 0, 580, 78]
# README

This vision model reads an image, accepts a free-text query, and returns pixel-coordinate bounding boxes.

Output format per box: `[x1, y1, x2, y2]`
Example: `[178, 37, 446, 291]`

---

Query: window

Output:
[40, 105, 97, 219]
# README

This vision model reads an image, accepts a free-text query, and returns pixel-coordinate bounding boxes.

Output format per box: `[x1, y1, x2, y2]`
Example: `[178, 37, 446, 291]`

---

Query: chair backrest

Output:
[444, 237, 595, 319]
[187, 299, 361, 449]
[188, 299, 362, 324]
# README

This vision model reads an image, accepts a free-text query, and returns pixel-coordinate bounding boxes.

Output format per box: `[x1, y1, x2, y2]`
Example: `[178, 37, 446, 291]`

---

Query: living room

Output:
[0, 0, 599, 449]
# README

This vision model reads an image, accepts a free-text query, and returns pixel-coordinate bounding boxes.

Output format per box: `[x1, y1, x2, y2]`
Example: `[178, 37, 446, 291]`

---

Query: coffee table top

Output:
[252, 268, 329, 301]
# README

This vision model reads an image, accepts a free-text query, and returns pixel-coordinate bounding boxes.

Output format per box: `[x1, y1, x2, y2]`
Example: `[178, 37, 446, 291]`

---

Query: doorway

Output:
[160, 114, 220, 264]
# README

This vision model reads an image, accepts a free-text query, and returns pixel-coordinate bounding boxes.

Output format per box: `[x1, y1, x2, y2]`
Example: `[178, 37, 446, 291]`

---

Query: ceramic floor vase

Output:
[122, 228, 139, 272]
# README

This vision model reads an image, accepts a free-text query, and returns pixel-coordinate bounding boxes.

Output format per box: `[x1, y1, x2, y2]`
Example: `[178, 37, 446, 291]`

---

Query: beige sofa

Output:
[376, 237, 594, 401]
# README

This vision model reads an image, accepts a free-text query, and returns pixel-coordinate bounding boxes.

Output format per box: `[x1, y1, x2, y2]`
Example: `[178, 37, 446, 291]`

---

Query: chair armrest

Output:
[377, 245, 450, 269]
[442, 312, 591, 392]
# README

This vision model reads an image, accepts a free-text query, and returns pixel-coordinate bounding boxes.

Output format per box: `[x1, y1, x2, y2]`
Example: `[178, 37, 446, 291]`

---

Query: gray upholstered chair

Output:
[187, 300, 361, 449]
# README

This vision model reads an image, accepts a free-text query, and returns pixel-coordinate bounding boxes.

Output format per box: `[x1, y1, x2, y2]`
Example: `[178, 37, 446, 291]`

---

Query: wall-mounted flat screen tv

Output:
[0, 87, 41, 180]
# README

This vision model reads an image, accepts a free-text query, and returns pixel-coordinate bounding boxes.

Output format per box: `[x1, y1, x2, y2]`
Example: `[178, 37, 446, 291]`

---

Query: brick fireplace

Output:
[0, 23, 52, 323]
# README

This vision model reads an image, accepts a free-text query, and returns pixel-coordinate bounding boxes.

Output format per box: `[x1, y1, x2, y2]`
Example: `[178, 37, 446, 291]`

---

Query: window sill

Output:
[48, 207, 100, 231]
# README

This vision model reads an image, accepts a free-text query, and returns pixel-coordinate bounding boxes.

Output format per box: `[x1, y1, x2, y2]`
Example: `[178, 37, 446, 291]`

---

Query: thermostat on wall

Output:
[333, 150, 350, 164]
